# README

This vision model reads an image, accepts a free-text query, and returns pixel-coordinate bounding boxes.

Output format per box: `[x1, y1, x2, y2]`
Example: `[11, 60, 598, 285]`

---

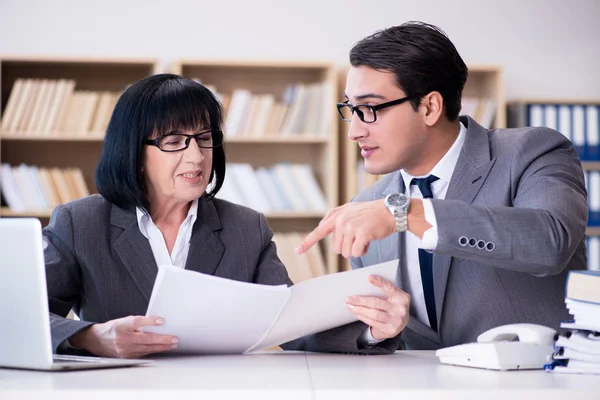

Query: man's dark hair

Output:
[96, 74, 226, 212]
[349, 21, 468, 121]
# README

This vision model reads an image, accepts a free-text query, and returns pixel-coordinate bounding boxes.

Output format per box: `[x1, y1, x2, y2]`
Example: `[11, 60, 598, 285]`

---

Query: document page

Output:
[252, 259, 398, 351]
[144, 265, 290, 354]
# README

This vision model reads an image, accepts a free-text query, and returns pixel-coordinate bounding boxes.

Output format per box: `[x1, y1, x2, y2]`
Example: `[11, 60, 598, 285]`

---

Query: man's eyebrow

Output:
[344, 93, 387, 102]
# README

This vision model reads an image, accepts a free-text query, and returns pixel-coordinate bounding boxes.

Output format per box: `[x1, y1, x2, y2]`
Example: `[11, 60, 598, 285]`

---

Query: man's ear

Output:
[420, 91, 444, 127]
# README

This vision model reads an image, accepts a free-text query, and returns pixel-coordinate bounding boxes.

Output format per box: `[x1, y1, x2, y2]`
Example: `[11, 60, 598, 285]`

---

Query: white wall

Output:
[1, 0, 599, 100]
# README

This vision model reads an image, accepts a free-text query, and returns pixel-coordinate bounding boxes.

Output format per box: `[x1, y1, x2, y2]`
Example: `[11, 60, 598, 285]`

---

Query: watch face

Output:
[386, 193, 409, 209]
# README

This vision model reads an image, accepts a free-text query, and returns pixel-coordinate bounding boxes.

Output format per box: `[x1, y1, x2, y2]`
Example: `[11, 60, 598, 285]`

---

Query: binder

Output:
[572, 105, 586, 159]
[558, 105, 572, 142]
[586, 105, 599, 161]
[527, 104, 544, 127]
[588, 171, 600, 226]
[544, 104, 558, 131]
[588, 236, 600, 271]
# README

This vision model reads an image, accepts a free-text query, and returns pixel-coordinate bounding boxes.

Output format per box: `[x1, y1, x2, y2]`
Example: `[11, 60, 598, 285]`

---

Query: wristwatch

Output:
[384, 193, 410, 232]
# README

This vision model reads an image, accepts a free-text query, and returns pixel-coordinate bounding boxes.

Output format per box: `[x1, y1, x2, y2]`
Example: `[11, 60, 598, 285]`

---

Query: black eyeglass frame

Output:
[336, 95, 419, 123]
[145, 130, 223, 153]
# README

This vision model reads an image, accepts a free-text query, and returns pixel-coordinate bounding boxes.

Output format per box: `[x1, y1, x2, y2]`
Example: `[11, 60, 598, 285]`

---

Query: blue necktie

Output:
[410, 175, 439, 331]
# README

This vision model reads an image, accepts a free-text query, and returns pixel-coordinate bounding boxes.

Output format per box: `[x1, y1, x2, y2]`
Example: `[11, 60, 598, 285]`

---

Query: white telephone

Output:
[435, 323, 556, 371]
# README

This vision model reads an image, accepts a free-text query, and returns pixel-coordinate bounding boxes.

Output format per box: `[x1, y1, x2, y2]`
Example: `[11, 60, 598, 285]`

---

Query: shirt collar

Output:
[400, 121, 467, 191]
[136, 198, 199, 239]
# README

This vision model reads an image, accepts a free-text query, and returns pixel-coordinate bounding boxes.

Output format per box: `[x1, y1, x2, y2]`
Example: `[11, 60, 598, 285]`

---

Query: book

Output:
[144, 259, 398, 354]
[1, 79, 24, 133]
[566, 270, 600, 304]
[550, 271, 600, 374]
[555, 331, 600, 355]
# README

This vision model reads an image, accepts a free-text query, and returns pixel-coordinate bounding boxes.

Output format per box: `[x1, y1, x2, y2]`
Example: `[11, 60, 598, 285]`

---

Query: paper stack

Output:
[545, 270, 600, 374]
[143, 259, 398, 354]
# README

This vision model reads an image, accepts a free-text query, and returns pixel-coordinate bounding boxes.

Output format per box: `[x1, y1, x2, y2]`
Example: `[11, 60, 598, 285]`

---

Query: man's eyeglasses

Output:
[336, 95, 418, 123]
[145, 130, 222, 152]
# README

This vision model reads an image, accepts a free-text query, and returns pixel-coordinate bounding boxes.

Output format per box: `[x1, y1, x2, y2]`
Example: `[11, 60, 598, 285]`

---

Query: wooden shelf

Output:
[175, 59, 334, 69]
[1, 57, 340, 273]
[0, 57, 159, 196]
[586, 227, 600, 236]
[582, 162, 600, 170]
[0, 208, 52, 218]
[0, 134, 331, 144]
[1, 133, 105, 141]
[510, 99, 600, 106]
[177, 60, 339, 272]
[0, 207, 325, 220]
[225, 136, 329, 144]
[0, 55, 159, 66]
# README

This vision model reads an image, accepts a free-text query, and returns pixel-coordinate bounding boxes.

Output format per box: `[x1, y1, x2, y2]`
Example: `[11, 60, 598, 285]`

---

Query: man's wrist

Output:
[381, 199, 398, 233]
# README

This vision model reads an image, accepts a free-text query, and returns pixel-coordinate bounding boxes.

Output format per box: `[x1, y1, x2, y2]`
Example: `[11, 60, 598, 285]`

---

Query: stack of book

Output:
[1, 78, 120, 137]
[273, 232, 327, 282]
[508, 102, 600, 161]
[0, 163, 90, 212]
[216, 163, 328, 213]
[460, 97, 497, 129]
[200, 82, 334, 137]
[545, 270, 600, 374]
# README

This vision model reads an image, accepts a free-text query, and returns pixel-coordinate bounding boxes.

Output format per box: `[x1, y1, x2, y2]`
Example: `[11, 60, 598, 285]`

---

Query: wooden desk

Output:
[0, 351, 597, 400]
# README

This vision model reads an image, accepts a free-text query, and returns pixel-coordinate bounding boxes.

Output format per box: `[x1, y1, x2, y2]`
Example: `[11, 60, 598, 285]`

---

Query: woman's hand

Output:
[69, 315, 178, 359]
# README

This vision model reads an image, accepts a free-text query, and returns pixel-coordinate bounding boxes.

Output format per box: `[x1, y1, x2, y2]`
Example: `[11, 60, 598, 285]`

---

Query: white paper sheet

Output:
[252, 259, 399, 351]
[144, 259, 399, 354]
[144, 265, 290, 354]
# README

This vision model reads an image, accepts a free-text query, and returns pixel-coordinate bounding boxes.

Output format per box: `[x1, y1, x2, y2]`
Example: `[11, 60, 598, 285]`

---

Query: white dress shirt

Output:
[136, 199, 199, 268]
[362, 122, 467, 345]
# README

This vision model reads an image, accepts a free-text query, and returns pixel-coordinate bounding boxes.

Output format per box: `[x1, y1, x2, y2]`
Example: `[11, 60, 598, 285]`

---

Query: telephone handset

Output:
[435, 323, 556, 371]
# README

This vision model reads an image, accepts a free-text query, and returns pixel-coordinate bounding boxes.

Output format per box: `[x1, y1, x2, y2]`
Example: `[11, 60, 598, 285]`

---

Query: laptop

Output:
[0, 218, 151, 371]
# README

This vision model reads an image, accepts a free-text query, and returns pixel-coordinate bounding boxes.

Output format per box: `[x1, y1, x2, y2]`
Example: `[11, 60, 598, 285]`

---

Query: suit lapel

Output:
[111, 205, 159, 303]
[434, 116, 496, 330]
[111, 198, 225, 303]
[184, 198, 224, 276]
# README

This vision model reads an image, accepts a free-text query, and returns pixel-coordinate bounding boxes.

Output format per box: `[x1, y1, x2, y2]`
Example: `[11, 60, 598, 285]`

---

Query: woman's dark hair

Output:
[95, 73, 225, 212]
[349, 21, 468, 121]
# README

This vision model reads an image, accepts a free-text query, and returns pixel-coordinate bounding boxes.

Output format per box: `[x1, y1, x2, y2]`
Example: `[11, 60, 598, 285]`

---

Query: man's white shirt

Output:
[361, 122, 467, 345]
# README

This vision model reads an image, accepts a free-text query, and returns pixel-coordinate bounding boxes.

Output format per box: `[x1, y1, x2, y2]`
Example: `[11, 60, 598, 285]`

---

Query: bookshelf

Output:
[0, 56, 159, 221]
[337, 65, 506, 270]
[173, 60, 339, 274]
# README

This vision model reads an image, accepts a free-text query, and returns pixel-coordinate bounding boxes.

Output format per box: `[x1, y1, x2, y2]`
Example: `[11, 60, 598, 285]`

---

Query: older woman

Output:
[45, 74, 293, 359]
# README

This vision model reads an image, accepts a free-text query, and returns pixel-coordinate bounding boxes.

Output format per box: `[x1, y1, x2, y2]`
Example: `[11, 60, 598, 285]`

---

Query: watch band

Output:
[391, 209, 408, 232]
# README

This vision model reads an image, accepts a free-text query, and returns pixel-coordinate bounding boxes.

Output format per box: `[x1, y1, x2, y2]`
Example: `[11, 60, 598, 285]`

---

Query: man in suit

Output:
[296, 21, 587, 351]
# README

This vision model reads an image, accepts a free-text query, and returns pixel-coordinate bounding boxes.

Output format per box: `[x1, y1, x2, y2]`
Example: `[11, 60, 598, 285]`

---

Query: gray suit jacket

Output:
[44, 194, 295, 353]
[349, 116, 588, 351]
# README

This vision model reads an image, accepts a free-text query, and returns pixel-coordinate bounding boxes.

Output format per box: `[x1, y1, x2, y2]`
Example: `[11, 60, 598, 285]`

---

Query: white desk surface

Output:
[0, 351, 598, 400]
